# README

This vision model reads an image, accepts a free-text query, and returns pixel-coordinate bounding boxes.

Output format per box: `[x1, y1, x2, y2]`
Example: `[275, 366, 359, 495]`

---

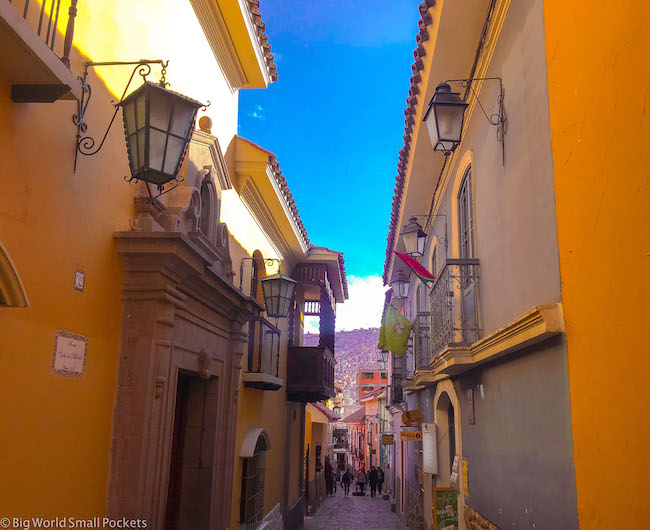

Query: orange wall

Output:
[543, 1, 650, 527]
[0, 57, 133, 517]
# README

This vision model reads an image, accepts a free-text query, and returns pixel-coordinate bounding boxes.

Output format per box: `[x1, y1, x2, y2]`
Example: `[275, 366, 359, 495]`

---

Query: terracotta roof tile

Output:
[382, 0, 436, 283]
[246, 0, 279, 82]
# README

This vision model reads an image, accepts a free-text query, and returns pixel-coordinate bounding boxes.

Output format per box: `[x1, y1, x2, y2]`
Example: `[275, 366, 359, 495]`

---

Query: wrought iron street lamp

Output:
[390, 269, 410, 300]
[260, 273, 297, 318]
[423, 83, 468, 155]
[400, 216, 427, 257]
[118, 81, 203, 190]
[73, 60, 210, 196]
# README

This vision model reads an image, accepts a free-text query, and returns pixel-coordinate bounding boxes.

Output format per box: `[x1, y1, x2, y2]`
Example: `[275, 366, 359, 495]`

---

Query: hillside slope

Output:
[304, 328, 381, 397]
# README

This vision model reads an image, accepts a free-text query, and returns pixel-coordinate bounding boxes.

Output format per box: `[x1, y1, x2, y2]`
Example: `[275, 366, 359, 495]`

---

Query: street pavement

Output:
[303, 485, 408, 529]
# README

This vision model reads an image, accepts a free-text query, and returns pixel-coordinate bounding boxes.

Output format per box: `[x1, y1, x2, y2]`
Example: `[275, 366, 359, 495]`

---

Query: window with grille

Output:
[240, 436, 267, 528]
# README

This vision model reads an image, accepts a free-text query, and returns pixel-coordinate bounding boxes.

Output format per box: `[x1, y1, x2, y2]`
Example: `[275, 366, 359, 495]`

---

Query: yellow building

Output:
[0, 1, 347, 528]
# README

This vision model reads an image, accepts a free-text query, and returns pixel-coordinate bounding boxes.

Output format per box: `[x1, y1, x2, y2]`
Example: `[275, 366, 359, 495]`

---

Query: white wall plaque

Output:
[51, 329, 88, 377]
[422, 422, 438, 474]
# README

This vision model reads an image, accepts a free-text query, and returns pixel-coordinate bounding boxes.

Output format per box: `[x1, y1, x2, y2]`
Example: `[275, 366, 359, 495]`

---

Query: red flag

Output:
[394, 251, 435, 283]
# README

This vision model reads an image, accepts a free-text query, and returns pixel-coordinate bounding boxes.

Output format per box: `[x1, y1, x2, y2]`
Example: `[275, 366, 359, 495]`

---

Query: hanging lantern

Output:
[118, 81, 204, 188]
[400, 216, 427, 257]
[390, 269, 410, 300]
[260, 273, 297, 318]
[423, 83, 468, 155]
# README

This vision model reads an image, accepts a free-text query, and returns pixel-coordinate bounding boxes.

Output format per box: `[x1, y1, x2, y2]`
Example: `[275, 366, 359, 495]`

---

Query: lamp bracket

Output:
[445, 77, 507, 165]
[239, 257, 281, 292]
[73, 60, 170, 174]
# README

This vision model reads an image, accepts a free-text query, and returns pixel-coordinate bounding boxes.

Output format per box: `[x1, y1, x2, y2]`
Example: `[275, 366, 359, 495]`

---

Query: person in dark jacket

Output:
[377, 468, 385, 495]
[368, 466, 379, 498]
[325, 457, 334, 494]
[342, 468, 353, 497]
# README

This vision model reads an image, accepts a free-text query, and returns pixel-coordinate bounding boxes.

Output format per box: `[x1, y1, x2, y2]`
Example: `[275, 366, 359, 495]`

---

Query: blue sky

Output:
[238, 1, 421, 329]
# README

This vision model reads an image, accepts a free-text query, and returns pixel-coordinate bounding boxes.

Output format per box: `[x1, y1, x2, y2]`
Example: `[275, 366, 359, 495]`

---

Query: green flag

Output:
[378, 305, 413, 357]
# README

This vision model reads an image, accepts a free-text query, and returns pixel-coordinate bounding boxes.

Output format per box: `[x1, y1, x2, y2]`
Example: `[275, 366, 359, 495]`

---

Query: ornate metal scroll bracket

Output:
[239, 257, 281, 292]
[446, 77, 507, 165]
[72, 59, 169, 172]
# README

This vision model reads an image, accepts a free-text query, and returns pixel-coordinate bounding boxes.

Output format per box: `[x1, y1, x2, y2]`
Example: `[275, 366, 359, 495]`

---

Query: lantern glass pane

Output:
[424, 111, 440, 149]
[124, 100, 136, 136]
[417, 234, 426, 255]
[150, 90, 172, 131]
[434, 104, 463, 143]
[135, 94, 147, 131]
[148, 129, 166, 172]
[402, 230, 419, 256]
[137, 129, 146, 170]
[128, 133, 138, 170]
[402, 281, 410, 298]
[171, 102, 195, 137]
[163, 136, 184, 174]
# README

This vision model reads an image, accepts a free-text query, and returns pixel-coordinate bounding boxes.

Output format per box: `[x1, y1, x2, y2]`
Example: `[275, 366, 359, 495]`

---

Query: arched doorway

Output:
[435, 391, 456, 486]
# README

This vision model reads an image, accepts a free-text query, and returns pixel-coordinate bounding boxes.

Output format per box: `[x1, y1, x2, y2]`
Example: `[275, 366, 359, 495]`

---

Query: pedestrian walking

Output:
[342, 468, 353, 498]
[356, 466, 366, 495]
[377, 467, 385, 495]
[368, 466, 379, 498]
[325, 457, 334, 495]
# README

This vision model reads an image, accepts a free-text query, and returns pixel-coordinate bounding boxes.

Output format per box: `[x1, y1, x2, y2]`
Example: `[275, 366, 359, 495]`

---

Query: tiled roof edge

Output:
[382, 0, 436, 284]
[246, 0, 279, 82]
[267, 154, 312, 248]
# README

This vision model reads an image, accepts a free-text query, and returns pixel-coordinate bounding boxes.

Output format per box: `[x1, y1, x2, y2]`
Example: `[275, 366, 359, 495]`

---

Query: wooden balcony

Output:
[286, 345, 335, 402]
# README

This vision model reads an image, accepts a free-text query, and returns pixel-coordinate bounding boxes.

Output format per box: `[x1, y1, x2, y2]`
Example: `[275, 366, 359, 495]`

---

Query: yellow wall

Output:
[543, 1, 650, 527]
[0, 55, 131, 517]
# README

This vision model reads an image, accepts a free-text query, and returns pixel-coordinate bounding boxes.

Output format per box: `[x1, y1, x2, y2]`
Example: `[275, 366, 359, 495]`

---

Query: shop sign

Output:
[400, 430, 422, 441]
[402, 409, 423, 425]
[433, 487, 458, 530]
[382, 434, 394, 445]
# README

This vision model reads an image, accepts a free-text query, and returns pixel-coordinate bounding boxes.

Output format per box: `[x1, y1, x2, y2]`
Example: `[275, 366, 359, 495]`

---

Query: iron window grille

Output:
[240, 436, 267, 528]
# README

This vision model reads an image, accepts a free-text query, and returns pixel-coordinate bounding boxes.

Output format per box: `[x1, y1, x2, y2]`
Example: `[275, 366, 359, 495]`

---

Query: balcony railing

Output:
[243, 317, 281, 391]
[430, 259, 481, 358]
[7, 0, 78, 67]
[413, 312, 431, 371]
[286, 345, 335, 402]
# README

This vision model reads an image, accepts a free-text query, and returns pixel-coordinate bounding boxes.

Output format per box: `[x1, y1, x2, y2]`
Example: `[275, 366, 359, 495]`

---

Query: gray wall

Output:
[428, 0, 561, 336]
[458, 337, 578, 529]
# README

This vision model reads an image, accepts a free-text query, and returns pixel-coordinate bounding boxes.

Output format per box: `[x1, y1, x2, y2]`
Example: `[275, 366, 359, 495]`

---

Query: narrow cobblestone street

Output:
[303, 487, 408, 530]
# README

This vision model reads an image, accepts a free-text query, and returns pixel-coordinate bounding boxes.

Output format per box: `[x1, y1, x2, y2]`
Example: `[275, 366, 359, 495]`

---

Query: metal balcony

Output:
[242, 317, 282, 391]
[286, 345, 335, 402]
[413, 311, 431, 371]
[429, 259, 481, 358]
[2, 0, 81, 101]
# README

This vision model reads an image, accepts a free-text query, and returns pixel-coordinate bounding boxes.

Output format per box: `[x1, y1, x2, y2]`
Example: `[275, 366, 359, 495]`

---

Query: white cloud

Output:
[304, 274, 386, 334]
[249, 104, 265, 120]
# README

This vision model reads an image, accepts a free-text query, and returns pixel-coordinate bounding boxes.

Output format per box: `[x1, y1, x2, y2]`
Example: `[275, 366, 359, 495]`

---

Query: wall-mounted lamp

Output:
[424, 78, 506, 163]
[389, 269, 410, 300]
[73, 60, 210, 198]
[423, 83, 467, 155]
[239, 257, 296, 318]
[400, 217, 427, 257]
[399, 214, 447, 260]
[261, 273, 297, 318]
